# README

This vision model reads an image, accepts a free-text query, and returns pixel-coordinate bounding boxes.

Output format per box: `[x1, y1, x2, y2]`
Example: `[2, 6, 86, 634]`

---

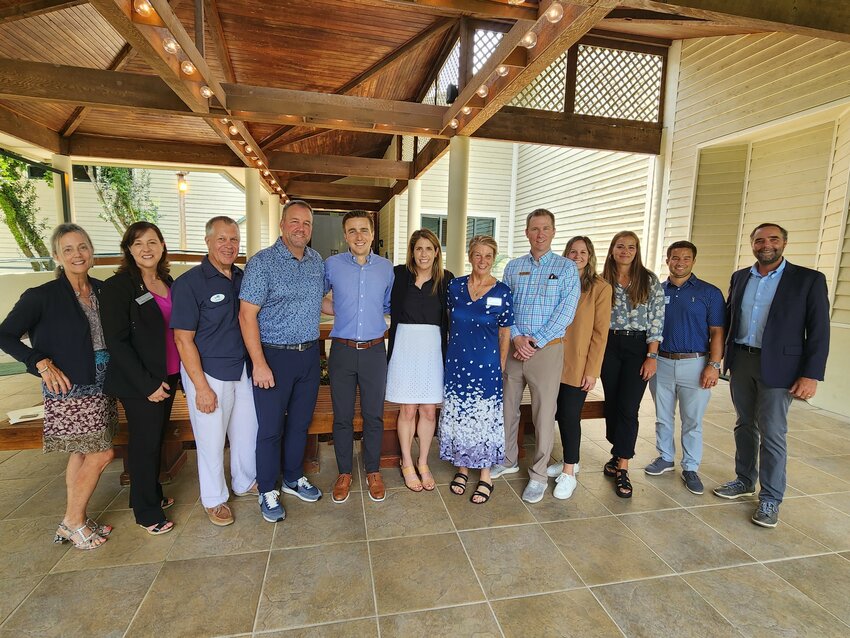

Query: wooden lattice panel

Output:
[574, 44, 663, 122]
[472, 29, 504, 75]
[509, 52, 568, 112]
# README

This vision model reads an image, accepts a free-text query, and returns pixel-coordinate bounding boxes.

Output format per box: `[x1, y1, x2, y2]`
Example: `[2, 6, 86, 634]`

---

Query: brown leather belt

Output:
[539, 337, 562, 348]
[658, 351, 707, 360]
[333, 337, 384, 350]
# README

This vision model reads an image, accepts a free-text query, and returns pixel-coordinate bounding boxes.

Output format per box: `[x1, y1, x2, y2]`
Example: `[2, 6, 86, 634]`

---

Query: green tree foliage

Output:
[84, 166, 158, 234]
[0, 156, 52, 272]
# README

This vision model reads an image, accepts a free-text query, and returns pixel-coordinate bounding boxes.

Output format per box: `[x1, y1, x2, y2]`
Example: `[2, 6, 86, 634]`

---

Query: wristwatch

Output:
[646, 352, 658, 360]
[708, 361, 721, 370]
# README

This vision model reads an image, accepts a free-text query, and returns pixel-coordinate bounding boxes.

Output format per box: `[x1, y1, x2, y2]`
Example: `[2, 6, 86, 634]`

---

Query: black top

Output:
[0, 275, 102, 385]
[388, 264, 454, 361]
[99, 269, 174, 398]
[398, 277, 443, 325]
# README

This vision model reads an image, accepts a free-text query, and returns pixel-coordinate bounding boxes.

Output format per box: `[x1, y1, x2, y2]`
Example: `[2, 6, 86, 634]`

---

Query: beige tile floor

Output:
[1, 374, 849, 637]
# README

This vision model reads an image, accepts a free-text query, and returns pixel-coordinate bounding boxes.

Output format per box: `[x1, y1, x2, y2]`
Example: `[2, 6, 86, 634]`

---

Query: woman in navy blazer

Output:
[0, 224, 116, 550]
[100, 222, 180, 535]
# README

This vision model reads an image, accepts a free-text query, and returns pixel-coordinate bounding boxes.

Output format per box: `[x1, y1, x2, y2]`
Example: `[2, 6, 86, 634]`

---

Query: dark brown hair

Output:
[342, 210, 374, 232]
[602, 231, 652, 306]
[406, 228, 444, 295]
[563, 235, 601, 294]
[117, 221, 170, 281]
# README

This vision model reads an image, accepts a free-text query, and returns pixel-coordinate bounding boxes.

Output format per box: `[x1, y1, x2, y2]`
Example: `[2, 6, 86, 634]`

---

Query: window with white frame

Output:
[422, 215, 496, 249]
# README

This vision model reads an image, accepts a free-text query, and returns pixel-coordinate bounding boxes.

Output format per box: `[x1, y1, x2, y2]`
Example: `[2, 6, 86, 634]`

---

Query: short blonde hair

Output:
[467, 235, 498, 259]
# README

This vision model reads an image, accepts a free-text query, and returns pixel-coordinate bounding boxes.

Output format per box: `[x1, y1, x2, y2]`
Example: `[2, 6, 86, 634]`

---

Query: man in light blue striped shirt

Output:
[495, 209, 580, 503]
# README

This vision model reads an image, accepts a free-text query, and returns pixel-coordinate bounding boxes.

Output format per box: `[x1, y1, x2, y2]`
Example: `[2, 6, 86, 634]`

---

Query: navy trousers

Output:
[253, 344, 320, 492]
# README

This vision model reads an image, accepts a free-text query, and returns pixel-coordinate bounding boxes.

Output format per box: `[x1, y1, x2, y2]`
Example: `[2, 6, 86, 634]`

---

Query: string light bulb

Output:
[476, 84, 489, 98]
[256, 159, 264, 166]
[449, 118, 459, 129]
[162, 37, 180, 55]
[228, 124, 239, 136]
[461, 105, 472, 115]
[545, 1, 565, 23]
[520, 31, 538, 49]
[133, 0, 154, 17]
[180, 60, 196, 75]
[262, 170, 270, 176]
[199, 85, 213, 99]
[496, 65, 509, 77]
[244, 145, 253, 154]
[507, 0, 524, 5]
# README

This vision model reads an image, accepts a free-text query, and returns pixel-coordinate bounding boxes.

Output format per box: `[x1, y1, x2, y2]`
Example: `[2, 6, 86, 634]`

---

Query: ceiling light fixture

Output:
[180, 60, 196, 75]
[228, 124, 239, 136]
[449, 118, 459, 129]
[545, 1, 565, 23]
[133, 0, 154, 17]
[520, 31, 538, 49]
[461, 105, 472, 115]
[199, 85, 213, 99]
[162, 37, 180, 55]
[476, 84, 489, 98]
[496, 65, 509, 77]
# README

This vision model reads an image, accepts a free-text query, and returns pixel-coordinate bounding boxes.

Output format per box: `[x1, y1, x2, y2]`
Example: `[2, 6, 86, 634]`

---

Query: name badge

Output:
[518, 271, 531, 276]
[486, 296, 502, 307]
[135, 292, 154, 305]
[210, 293, 225, 303]
[665, 296, 671, 305]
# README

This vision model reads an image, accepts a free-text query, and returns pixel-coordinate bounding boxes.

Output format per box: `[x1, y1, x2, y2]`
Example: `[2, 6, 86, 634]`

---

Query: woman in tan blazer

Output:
[547, 236, 612, 500]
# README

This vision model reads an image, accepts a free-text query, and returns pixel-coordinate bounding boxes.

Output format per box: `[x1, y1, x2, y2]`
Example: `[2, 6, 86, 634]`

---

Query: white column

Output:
[51, 154, 74, 223]
[407, 178, 421, 236]
[445, 136, 470, 276]
[267, 193, 280, 243]
[245, 169, 263, 257]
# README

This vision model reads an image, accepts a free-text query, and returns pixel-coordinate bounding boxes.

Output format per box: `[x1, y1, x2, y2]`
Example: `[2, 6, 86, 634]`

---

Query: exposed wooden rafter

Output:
[258, 17, 456, 151]
[0, 105, 64, 154]
[268, 152, 410, 180]
[66, 134, 242, 165]
[0, 0, 84, 24]
[203, 0, 235, 83]
[285, 182, 391, 202]
[375, 0, 536, 21]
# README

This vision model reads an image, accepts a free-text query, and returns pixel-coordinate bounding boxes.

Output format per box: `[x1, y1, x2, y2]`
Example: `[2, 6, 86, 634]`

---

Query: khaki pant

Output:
[502, 342, 564, 483]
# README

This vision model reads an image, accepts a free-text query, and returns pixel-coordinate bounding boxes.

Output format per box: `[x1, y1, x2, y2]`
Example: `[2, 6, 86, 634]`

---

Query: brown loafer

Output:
[333, 474, 353, 504]
[206, 503, 234, 526]
[366, 471, 386, 502]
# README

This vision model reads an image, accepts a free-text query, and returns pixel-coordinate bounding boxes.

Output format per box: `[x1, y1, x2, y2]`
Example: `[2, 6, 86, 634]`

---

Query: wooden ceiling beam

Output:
[411, 138, 450, 179]
[306, 199, 383, 212]
[203, 0, 236, 83]
[0, 105, 64, 154]
[285, 182, 391, 202]
[259, 17, 456, 152]
[268, 152, 411, 180]
[475, 107, 662, 155]
[374, 0, 536, 21]
[0, 0, 84, 24]
[444, 0, 616, 136]
[590, 0, 850, 42]
[66, 134, 242, 165]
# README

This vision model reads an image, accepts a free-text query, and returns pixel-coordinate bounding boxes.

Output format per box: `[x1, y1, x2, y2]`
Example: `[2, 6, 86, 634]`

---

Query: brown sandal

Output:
[401, 463, 423, 492]
[417, 464, 436, 491]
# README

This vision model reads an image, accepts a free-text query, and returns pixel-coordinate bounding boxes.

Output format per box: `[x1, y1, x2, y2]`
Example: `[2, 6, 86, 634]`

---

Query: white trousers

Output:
[181, 364, 258, 508]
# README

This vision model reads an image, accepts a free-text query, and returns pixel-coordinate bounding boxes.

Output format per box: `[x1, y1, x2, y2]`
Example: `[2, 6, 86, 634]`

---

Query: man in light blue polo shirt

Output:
[239, 200, 324, 523]
[645, 241, 725, 496]
[172, 216, 258, 527]
[322, 211, 393, 505]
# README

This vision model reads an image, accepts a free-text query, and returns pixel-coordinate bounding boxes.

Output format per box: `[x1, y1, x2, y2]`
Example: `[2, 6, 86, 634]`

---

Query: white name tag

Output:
[486, 296, 502, 307]
[665, 296, 671, 305]
[210, 293, 225, 303]
[135, 291, 154, 305]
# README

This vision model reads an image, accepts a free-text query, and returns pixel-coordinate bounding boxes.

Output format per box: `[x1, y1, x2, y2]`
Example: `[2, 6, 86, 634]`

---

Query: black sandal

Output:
[604, 456, 619, 477]
[615, 468, 632, 498]
[450, 472, 469, 495]
[470, 480, 494, 504]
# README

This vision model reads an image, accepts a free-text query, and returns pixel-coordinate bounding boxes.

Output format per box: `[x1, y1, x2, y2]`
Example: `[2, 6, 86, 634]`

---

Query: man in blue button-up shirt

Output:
[239, 200, 325, 523]
[495, 209, 580, 504]
[322, 211, 393, 505]
[646, 241, 725, 497]
[715, 223, 830, 529]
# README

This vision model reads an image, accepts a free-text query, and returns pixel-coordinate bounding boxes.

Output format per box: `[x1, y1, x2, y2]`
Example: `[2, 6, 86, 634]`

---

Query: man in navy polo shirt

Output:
[239, 200, 324, 523]
[172, 216, 258, 527]
[646, 240, 725, 495]
[322, 211, 393, 504]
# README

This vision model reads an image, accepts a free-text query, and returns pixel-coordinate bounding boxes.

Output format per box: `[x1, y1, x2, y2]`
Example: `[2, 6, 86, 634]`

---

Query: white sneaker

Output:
[553, 473, 577, 500]
[490, 463, 519, 479]
[547, 461, 580, 478]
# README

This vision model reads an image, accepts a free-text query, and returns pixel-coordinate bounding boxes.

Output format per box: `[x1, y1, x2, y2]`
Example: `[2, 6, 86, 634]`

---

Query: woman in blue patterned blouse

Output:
[600, 231, 664, 498]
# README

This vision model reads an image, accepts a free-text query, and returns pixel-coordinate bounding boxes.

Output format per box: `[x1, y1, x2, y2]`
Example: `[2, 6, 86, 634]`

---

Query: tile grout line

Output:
[0, 571, 51, 630]
[121, 560, 167, 637]
[249, 510, 278, 636]
[361, 481, 382, 637]
[762, 561, 850, 630]
[436, 480, 506, 638]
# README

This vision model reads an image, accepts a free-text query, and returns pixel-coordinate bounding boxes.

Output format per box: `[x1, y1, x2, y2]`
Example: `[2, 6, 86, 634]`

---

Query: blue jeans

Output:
[649, 356, 711, 472]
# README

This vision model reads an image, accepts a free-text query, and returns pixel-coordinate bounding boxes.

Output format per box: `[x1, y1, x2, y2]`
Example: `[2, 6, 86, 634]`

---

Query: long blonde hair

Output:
[602, 231, 652, 306]
[406, 228, 444, 294]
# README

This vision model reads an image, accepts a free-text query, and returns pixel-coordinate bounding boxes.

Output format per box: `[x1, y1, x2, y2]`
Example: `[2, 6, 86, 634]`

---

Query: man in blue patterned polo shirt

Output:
[239, 200, 324, 523]
[645, 241, 725, 497]
[496, 209, 580, 503]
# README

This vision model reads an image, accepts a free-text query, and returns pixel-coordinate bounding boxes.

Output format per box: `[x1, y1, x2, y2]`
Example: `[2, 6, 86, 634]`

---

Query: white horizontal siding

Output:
[830, 111, 850, 323]
[515, 144, 652, 259]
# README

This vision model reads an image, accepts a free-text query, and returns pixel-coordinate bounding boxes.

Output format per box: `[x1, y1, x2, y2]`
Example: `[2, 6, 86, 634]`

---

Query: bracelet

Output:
[646, 352, 658, 360]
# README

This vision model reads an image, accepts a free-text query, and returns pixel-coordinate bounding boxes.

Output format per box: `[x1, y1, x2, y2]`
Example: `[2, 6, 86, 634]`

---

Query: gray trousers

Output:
[729, 349, 793, 504]
[329, 340, 387, 474]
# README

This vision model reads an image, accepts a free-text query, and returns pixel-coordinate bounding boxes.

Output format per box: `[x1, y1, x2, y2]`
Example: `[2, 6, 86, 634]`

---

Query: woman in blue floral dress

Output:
[439, 236, 514, 504]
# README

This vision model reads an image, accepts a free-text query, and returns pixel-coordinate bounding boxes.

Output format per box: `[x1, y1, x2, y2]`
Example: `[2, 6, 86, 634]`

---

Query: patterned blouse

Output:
[79, 293, 106, 351]
[610, 274, 665, 343]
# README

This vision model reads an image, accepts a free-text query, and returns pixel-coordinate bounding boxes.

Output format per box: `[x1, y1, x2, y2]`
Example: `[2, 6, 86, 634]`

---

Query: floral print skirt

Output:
[42, 350, 117, 454]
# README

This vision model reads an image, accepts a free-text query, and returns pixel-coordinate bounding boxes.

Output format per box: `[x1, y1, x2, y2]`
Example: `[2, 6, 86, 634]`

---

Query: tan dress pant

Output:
[502, 341, 564, 483]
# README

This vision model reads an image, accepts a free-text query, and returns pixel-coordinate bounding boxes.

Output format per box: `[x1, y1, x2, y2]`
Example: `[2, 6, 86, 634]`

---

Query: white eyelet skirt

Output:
[385, 324, 444, 404]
